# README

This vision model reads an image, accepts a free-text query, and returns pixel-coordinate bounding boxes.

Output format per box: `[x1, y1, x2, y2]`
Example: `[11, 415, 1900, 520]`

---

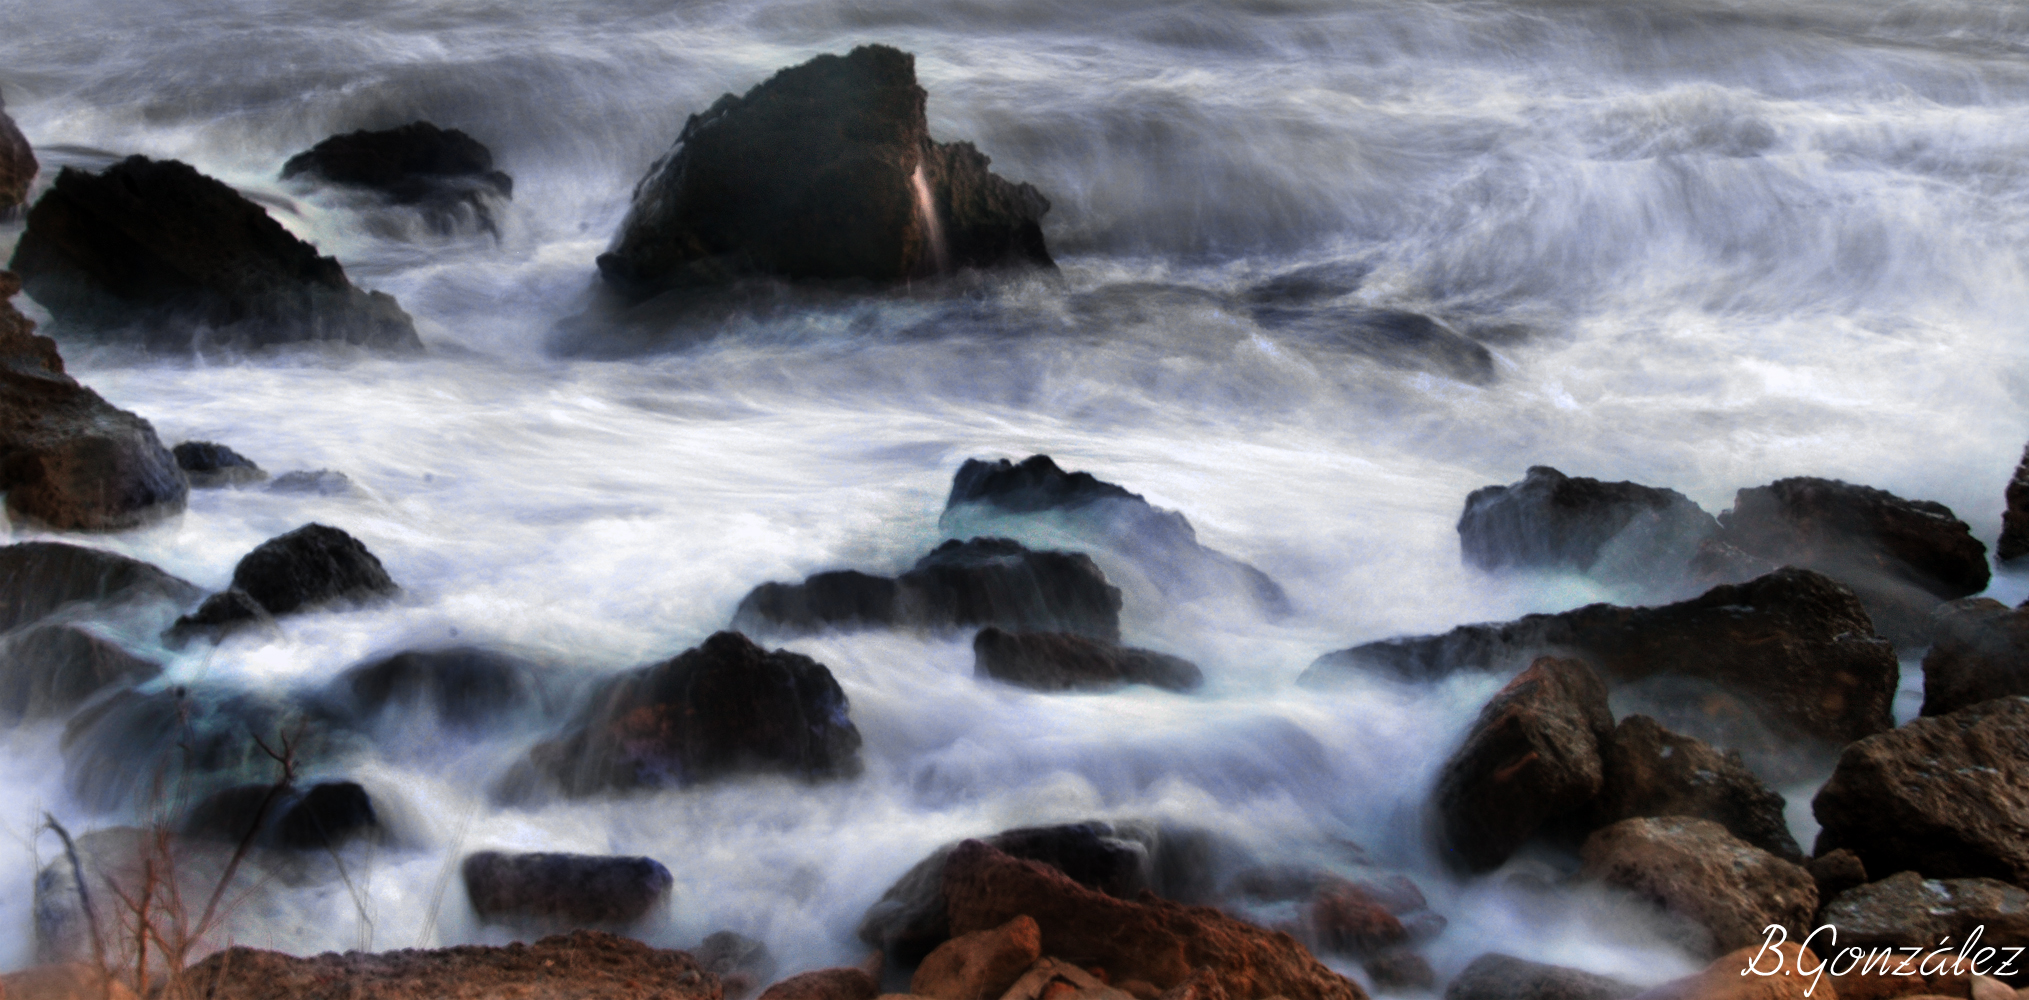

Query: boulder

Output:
[911, 915, 1042, 1000]
[282, 121, 513, 234]
[1577, 816, 1817, 958]
[972, 627, 1202, 693]
[183, 779, 381, 850]
[1593, 715, 1802, 862]
[1817, 871, 2029, 971]
[516, 631, 861, 797]
[1247, 305, 1496, 384]
[0, 540, 202, 632]
[2002, 444, 2029, 564]
[696, 931, 778, 1000]
[1632, 942, 1825, 1000]
[1, 273, 190, 530]
[1716, 478, 1988, 644]
[1922, 600, 2029, 717]
[1308, 881, 1409, 957]
[1806, 849, 1869, 908]
[998, 957, 1139, 1000]
[0, 622, 161, 723]
[462, 851, 674, 929]
[941, 839, 1367, 1000]
[596, 45, 1050, 300]
[172, 440, 267, 488]
[1812, 697, 2029, 885]
[1304, 568, 1898, 750]
[0, 87, 36, 214]
[1431, 657, 1614, 872]
[7, 156, 420, 352]
[942, 456, 1290, 616]
[734, 538, 1123, 644]
[1456, 467, 1719, 587]
[1361, 950, 1437, 993]
[761, 969, 881, 1000]
[170, 523, 399, 639]
[1442, 954, 1639, 1000]
[329, 646, 549, 728]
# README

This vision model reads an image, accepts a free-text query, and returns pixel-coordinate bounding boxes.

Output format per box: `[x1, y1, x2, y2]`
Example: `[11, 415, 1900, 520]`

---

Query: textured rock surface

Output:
[1577, 816, 1816, 957]
[0, 540, 202, 632]
[1593, 714, 1801, 861]
[1442, 954, 1639, 1000]
[283, 121, 514, 234]
[1631, 942, 1826, 1000]
[182, 930, 723, 1000]
[0, 622, 161, 722]
[173, 440, 268, 488]
[0, 87, 36, 213]
[1817, 871, 2029, 959]
[183, 522, 398, 629]
[911, 915, 1042, 1000]
[1805, 848, 1868, 908]
[1456, 466, 1718, 583]
[462, 851, 674, 928]
[2003, 444, 2029, 563]
[972, 627, 1202, 693]
[1922, 599, 2029, 717]
[758, 968, 880, 1000]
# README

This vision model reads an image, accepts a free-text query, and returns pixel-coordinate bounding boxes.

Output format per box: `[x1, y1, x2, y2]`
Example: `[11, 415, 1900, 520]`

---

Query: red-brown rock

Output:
[180, 930, 722, 1000]
[912, 915, 1042, 1000]
[1632, 942, 1830, 1000]
[2002, 445, 2029, 564]
[1578, 817, 1816, 958]
[1593, 715, 1802, 861]
[759, 968, 880, 1000]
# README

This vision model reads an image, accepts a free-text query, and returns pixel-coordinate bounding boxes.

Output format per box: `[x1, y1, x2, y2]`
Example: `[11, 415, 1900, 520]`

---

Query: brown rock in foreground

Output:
[1631, 942, 1828, 1000]
[1442, 953, 1639, 1000]
[911, 915, 1041, 1000]
[941, 840, 1366, 1000]
[183, 930, 721, 1000]
[1816, 871, 2029, 965]
[0, 87, 36, 213]
[759, 968, 881, 1000]
[1922, 599, 2029, 717]
[1578, 816, 1816, 958]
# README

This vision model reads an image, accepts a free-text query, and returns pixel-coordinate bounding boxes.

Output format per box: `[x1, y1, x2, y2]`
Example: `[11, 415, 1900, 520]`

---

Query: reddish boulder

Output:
[1921, 600, 2029, 717]
[759, 969, 880, 1000]
[1593, 715, 1801, 861]
[1577, 816, 1817, 957]
[911, 915, 1042, 1000]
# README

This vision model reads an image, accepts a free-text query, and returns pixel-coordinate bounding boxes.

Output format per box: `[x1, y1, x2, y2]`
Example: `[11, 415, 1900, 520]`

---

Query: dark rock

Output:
[184, 780, 381, 850]
[1816, 870, 2029, 960]
[0, 623, 161, 723]
[462, 850, 673, 928]
[1431, 656, 1614, 872]
[733, 537, 1123, 644]
[2002, 443, 2029, 564]
[1360, 950, 1436, 993]
[695, 931, 777, 1000]
[266, 468, 357, 495]
[596, 45, 1051, 300]
[172, 441, 267, 488]
[331, 646, 547, 728]
[60, 685, 358, 812]
[972, 627, 1201, 693]
[171, 523, 398, 639]
[282, 121, 512, 235]
[1716, 477, 1988, 644]
[1812, 696, 2029, 885]
[517, 631, 860, 797]
[1805, 848, 1868, 906]
[1577, 816, 1817, 958]
[1250, 305, 1494, 384]
[1456, 467, 1717, 587]
[943, 456, 1289, 616]
[0, 88, 35, 214]
[1592, 714, 1801, 862]
[0, 540, 202, 633]
[1922, 599, 2029, 717]
[1304, 568, 1898, 749]
[1443, 954, 1639, 1000]
[7, 156, 420, 352]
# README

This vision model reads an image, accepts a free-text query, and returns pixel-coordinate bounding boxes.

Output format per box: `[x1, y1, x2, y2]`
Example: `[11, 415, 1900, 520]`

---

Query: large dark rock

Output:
[1816, 871, 2029, 964]
[972, 627, 1201, 693]
[0, 623, 161, 723]
[1443, 954, 1639, 1000]
[1430, 656, 1614, 872]
[171, 523, 399, 639]
[0, 88, 35, 214]
[462, 850, 673, 928]
[2003, 444, 2029, 564]
[1922, 599, 2029, 717]
[172, 440, 268, 488]
[733, 537, 1123, 644]
[596, 45, 1051, 300]
[330, 646, 550, 729]
[1812, 696, 2029, 886]
[1592, 715, 1801, 862]
[1304, 568, 1897, 750]
[1456, 467, 1718, 590]
[1576, 816, 1816, 958]
[1249, 305, 1495, 385]
[282, 122, 513, 235]
[183, 779, 382, 850]
[1716, 477, 1988, 644]
[515, 631, 860, 797]
[0, 541, 202, 633]
[943, 456, 1290, 616]
[1, 271, 190, 530]
[8, 156, 420, 352]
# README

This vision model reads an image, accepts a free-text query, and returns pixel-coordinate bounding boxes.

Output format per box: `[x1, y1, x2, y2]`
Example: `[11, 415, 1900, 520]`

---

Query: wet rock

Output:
[1632, 942, 1821, 1000]
[183, 779, 381, 850]
[1442, 954, 1639, 1000]
[7, 156, 420, 352]
[0, 540, 202, 632]
[330, 646, 549, 728]
[1304, 568, 1898, 750]
[170, 523, 398, 639]
[1456, 466, 1718, 589]
[1362, 949, 1437, 993]
[911, 915, 1042, 1000]
[1805, 848, 1868, 907]
[942, 455, 1290, 616]
[1717, 477, 1988, 645]
[972, 627, 1202, 693]
[696, 931, 778, 1000]
[734, 538, 1123, 644]
[2002, 444, 2029, 564]
[1578, 816, 1816, 958]
[0, 623, 161, 723]
[596, 45, 1050, 300]
[172, 440, 267, 488]
[941, 840, 1367, 1000]
[1249, 306, 1495, 384]
[1308, 881, 1409, 957]
[463, 851, 674, 929]
[0, 87, 36, 215]
[1592, 714, 1801, 862]
[1431, 657, 1614, 873]
[1922, 599, 2029, 717]
[517, 631, 860, 797]
[267, 468, 357, 495]
[762, 969, 882, 1000]
[282, 121, 513, 235]
[1817, 871, 2029, 964]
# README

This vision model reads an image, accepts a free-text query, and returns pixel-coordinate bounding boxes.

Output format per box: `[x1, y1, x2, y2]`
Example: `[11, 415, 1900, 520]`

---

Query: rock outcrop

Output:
[171, 523, 399, 639]
[972, 627, 1202, 693]
[172, 440, 268, 488]
[1442, 954, 1639, 1000]
[0, 87, 35, 214]
[1456, 466, 1719, 587]
[283, 121, 514, 235]
[182, 930, 723, 1000]
[2003, 444, 2029, 564]
[8, 156, 420, 352]
[1592, 715, 1801, 862]
[1817, 871, 2029, 960]
[462, 851, 674, 929]
[1922, 599, 2029, 717]
[596, 45, 1051, 299]
[1577, 816, 1816, 958]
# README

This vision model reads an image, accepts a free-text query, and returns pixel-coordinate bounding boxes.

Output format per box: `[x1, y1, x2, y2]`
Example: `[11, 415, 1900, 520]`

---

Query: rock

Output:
[762, 969, 881, 1000]
[1431, 657, 1614, 872]
[2002, 445, 2029, 564]
[1248, 305, 1496, 384]
[7, 156, 420, 352]
[1829, 964, 1969, 1000]
[734, 538, 1123, 644]
[172, 440, 267, 488]
[1, 275, 190, 530]
[180, 929, 723, 1000]
[1974, 977, 2014, 1000]
[696, 931, 778, 1000]
[0, 623, 161, 722]
[1577, 816, 1817, 958]
[183, 780, 381, 850]
[281, 121, 513, 235]
[1304, 568, 1898, 750]
[2, 964, 138, 1000]
[996, 957, 1137, 1000]
[1308, 881, 1409, 957]
[462, 851, 674, 929]
[1592, 715, 1802, 862]
[1812, 697, 2029, 885]
[911, 915, 1043, 1000]
[1817, 871, 2029, 968]
[972, 627, 1202, 693]
[1442, 954, 1639, 1000]
[1632, 942, 1822, 1000]
[0, 88, 36, 215]
[329, 646, 549, 728]
[596, 45, 1050, 300]
[942, 456, 1290, 616]
[1922, 600, 2029, 717]
[1716, 477, 1988, 644]
[170, 523, 399, 639]
[266, 468, 357, 495]
[1806, 849, 1869, 908]
[516, 631, 860, 797]
[1456, 467, 1718, 588]
[941, 839, 1367, 1000]
[1362, 950, 1437, 993]
[0, 541, 202, 632]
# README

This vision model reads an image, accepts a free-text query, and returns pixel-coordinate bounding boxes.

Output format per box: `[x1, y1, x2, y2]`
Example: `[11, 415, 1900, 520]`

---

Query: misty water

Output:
[4, 0, 2029, 988]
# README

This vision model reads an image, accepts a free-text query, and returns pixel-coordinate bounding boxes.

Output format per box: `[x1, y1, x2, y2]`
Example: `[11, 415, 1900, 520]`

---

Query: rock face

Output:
[172, 440, 268, 488]
[1812, 696, 2029, 885]
[1, 271, 190, 530]
[941, 840, 1367, 1000]
[1592, 715, 1801, 862]
[462, 851, 674, 928]
[1456, 466, 1718, 585]
[1922, 599, 2029, 717]
[8, 156, 420, 352]
[2003, 444, 2029, 563]
[1577, 816, 1816, 958]
[597, 45, 1051, 299]
[517, 631, 861, 797]
[1442, 954, 1639, 1000]
[181, 930, 723, 1000]
[733, 538, 1123, 644]
[0, 87, 35, 213]
[172, 523, 399, 638]
[973, 627, 1202, 693]
[1431, 657, 1614, 872]
[1304, 568, 1898, 749]
[283, 121, 514, 235]
[1817, 871, 2029, 956]
[943, 456, 1290, 616]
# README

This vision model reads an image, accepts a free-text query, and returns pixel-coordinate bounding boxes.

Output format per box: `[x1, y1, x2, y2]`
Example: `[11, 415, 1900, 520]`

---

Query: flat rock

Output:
[972, 627, 1201, 693]
[1442, 954, 1639, 1000]
[1577, 816, 1816, 958]
[173, 440, 268, 488]
[1922, 599, 2029, 717]
[1456, 466, 1718, 589]
[462, 851, 673, 929]
[1593, 714, 1801, 862]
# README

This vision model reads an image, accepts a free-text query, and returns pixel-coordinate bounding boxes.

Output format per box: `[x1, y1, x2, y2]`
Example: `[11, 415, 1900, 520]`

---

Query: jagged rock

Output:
[1304, 568, 1897, 749]
[942, 456, 1289, 616]
[1592, 715, 1801, 861]
[329, 646, 549, 728]
[0, 87, 36, 214]
[596, 45, 1050, 300]
[7, 156, 420, 352]
[1812, 697, 2029, 885]
[183, 780, 382, 850]
[972, 627, 1201, 693]
[733, 538, 1122, 643]
[1922, 599, 2029, 717]
[172, 440, 267, 488]
[1804, 848, 1868, 907]
[1577, 816, 1816, 958]
[1456, 467, 1718, 588]
[0, 622, 161, 723]
[515, 631, 860, 797]
[1431, 657, 1614, 872]
[1816, 871, 2029, 964]
[170, 523, 398, 639]
[2002, 444, 2029, 563]
[0, 540, 201, 633]
[462, 851, 674, 929]
[911, 915, 1042, 1000]
[1442, 954, 1639, 1000]
[282, 121, 513, 234]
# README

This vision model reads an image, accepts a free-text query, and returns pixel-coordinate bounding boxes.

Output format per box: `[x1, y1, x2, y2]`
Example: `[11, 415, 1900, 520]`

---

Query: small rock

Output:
[183, 780, 381, 850]
[1577, 816, 1816, 958]
[172, 440, 268, 488]
[1442, 954, 1638, 1000]
[1592, 715, 1801, 861]
[1922, 599, 2029, 717]
[1309, 881, 1409, 957]
[1456, 466, 1717, 586]
[1361, 949, 1436, 993]
[972, 627, 1202, 693]
[911, 915, 1042, 1000]
[0, 87, 36, 214]
[330, 646, 548, 728]
[696, 931, 778, 1000]
[1804, 849, 1868, 908]
[170, 523, 398, 640]
[462, 851, 674, 928]
[266, 469, 357, 495]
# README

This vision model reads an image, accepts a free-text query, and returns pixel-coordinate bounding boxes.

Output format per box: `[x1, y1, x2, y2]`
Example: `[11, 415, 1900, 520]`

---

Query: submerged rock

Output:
[1442, 954, 1639, 1000]
[1251, 304, 1495, 384]
[172, 440, 267, 488]
[183, 779, 382, 850]
[462, 851, 674, 929]
[0, 540, 202, 633]
[0, 87, 36, 214]
[1577, 816, 1816, 958]
[283, 121, 513, 235]
[1922, 599, 2029, 717]
[60, 685, 360, 811]
[2003, 443, 2029, 563]
[972, 626, 1202, 693]
[1456, 466, 1718, 589]
[8, 156, 420, 352]
[171, 523, 399, 640]
[1592, 715, 1801, 862]
[329, 646, 551, 729]
[0, 622, 161, 723]
[266, 468, 357, 495]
